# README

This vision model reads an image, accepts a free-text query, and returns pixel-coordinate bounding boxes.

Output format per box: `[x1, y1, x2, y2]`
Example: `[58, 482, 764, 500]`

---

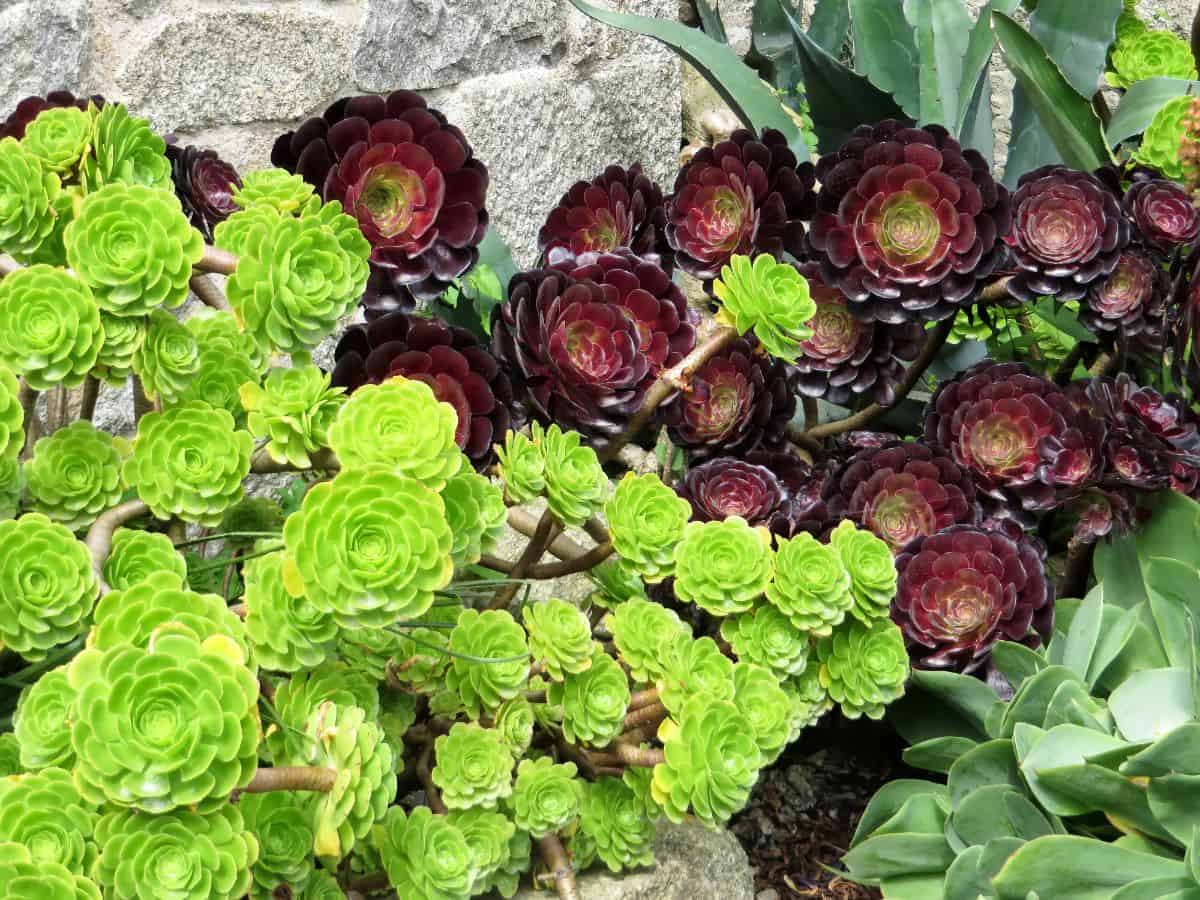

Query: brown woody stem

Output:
[250, 446, 339, 473]
[85, 499, 152, 593]
[80, 376, 100, 422]
[189, 273, 232, 312]
[196, 245, 238, 275]
[537, 833, 582, 900]
[622, 701, 667, 733]
[417, 742, 447, 814]
[628, 687, 660, 710]
[529, 541, 614, 578]
[507, 508, 593, 561]
[17, 379, 39, 456]
[589, 742, 665, 768]
[241, 766, 338, 794]
[489, 511, 561, 609]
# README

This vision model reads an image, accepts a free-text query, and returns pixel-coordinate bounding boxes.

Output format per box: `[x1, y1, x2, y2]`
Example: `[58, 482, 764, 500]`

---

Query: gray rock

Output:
[512, 821, 754, 900]
[0, 0, 89, 117]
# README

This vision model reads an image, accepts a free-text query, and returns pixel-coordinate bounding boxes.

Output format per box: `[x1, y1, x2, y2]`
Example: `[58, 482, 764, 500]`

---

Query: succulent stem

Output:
[416, 742, 447, 814]
[627, 687, 660, 711]
[79, 376, 99, 422]
[589, 742, 665, 768]
[622, 701, 667, 733]
[537, 833, 582, 900]
[85, 498, 152, 593]
[17, 378, 39, 457]
[488, 511, 561, 610]
[188, 273, 232, 312]
[241, 765, 338, 794]
[195, 244, 238, 275]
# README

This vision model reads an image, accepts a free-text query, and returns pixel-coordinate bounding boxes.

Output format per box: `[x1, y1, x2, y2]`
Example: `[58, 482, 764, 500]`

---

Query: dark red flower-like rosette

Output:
[165, 144, 240, 242]
[1122, 174, 1200, 254]
[678, 457, 787, 525]
[1081, 249, 1169, 338]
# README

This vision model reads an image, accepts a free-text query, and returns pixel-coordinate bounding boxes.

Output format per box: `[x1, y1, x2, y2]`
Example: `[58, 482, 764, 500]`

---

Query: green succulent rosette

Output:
[212, 205, 281, 260]
[510, 757, 583, 838]
[657, 633, 735, 718]
[537, 423, 608, 528]
[782, 666, 833, 738]
[186, 308, 267, 374]
[390, 627, 452, 694]
[226, 209, 369, 353]
[446, 609, 531, 719]
[766, 531, 854, 636]
[0, 137, 61, 258]
[328, 378, 462, 488]
[242, 363, 345, 468]
[281, 465, 453, 629]
[445, 808, 517, 892]
[19, 184, 76, 267]
[566, 825, 597, 872]
[1115, 8, 1146, 42]
[0, 264, 103, 390]
[440, 468, 506, 568]
[580, 777, 655, 873]
[1134, 94, 1194, 181]
[68, 631, 259, 812]
[605, 472, 691, 583]
[713, 254, 816, 361]
[239, 791, 317, 899]
[0, 733, 20, 776]
[432, 722, 515, 810]
[494, 696, 535, 757]
[79, 103, 171, 191]
[549, 650, 631, 747]
[264, 663, 380, 763]
[496, 429, 544, 504]
[588, 557, 649, 610]
[133, 308, 200, 403]
[0, 767, 98, 875]
[0, 513, 98, 660]
[298, 869, 345, 899]
[524, 598, 595, 682]
[1107, 28, 1197, 89]
[26, 420, 125, 530]
[93, 312, 144, 385]
[92, 804, 256, 900]
[21, 106, 92, 174]
[607, 597, 689, 683]
[378, 689, 418, 763]
[673, 517, 773, 617]
[0, 365, 22, 460]
[731, 662, 791, 764]
[374, 805, 475, 900]
[0, 841, 101, 900]
[233, 168, 317, 215]
[280, 701, 394, 861]
[103, 528, 187, 591]
[938, 310, 994, 345]
[651, 696, 764, 827]
[13, 666, 76, 770]
[179, 343, 258, 422]
[720, 603, 809, 677]
[0, 455, 21, 519]
[89, 570, 248, 655]
[338, 626, 407, 683]
[478, 825, 531, 898]
[621, 765, 662, 821]
[827, 519, 897, 623]
[815, 616, 908, 720]
[244, 551, 337, 673]
[65, 182, 204, 316]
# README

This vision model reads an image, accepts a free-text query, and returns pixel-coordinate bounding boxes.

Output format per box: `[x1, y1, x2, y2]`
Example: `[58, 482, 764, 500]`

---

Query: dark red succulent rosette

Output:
[331, 311, 514, 470]
[272, 90, 488, 301]
[1123, 176, 1200, 254]
[1080, 249, 1169, 338]
[824, 442, 980, 552]
[893, 525, 1053, 673]
[538, 164, 670, 268]
[807, 120, 1010, 324]
[491, 251, 693, 447]
[793, 263, 924, 405]
[0, 90, 105, 140]
[925, 361, 1104, 512]
[678, 457, 788, 525]
[165, 144, 240, 242]
[1004, 165, 1130, 303]
[666, 128, 815, 280]
[658, 336, 797, 460]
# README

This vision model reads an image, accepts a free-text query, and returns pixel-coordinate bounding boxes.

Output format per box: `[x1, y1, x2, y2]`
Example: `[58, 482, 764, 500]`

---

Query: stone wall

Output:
[1, 0, 682, 266]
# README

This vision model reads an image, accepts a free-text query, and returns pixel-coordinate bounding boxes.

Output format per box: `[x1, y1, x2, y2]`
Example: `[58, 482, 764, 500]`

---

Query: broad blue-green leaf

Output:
[990, 640, 1048, 693]
[1042, 678, 1111, 732]
[1109, 668, 1195, 743]
[880, 873, 948, 900]
[1094, 532, 1147, 609]
[1135, 491, 1200, 568]
[1148, 773, 1200, 846]
[945, 838, 1024, 900]
[903, 0, 974, 129]
[1088, 603, 1141, 689]
[849, 0, 920, 117]
[807, 0, 850, 54]
[748, 0, 802, 93]
[949, 739, 1023, 804]
[1038, 763, 1175, 843]
[1122, 723, 1200, 777]
[568, 0, 806, 155]
[992, 12, 1111, 172]
[1063, 586, 1103, 679]
[843, 833, 957, 881]
[959, 63, 995, 157]
[852, 779, 949, 846]
[694, 0, 728, 42]
[1027, 0, 1123, 97]
[1144, 557, 1200, 669]
[872, 792, 952, 837]
[904, 736, 980, 774]
[1019, 724, 1128, 815]
[912, 669, 1000, 736]
[951, 784, 1056, 846]
[1002, 666, 1086, 735]
[1030, 297, 1097, 344]
[1112, 878, 1200, 900]
[1108, 78, 1200, 147]
[992, 835, 1186, 899]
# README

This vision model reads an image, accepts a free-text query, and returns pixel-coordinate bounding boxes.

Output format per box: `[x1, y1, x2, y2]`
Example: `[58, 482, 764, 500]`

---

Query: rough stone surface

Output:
[0, 0, 90, 117]
[512, 821, 755, 900]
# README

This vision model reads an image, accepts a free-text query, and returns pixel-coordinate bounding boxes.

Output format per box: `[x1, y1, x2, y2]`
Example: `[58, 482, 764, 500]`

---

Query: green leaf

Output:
[1109, 668, 1196, 744]
[747, 0, 802, 93]
[951, 784, 1056, 846]
[1108, 78, 1200, 147]
[807, 0, 850, 54]
[1030, 297, 1097, 344]
[1063, 586, 1103, 679]
[843, 833, 957, 882]
[1002, 666, 1086, 735]
[1148, 773, 1200, 847]
[1112, 879, 1200, 900]
[904, 736, 980, 774]
[1122, 723, 1200, 777]
[695, 0, 728, 42]
[852, 779, 949, 845]
[945, 838, 1024, 900]
[782, 1, 909, 153]
[992, 12, 1111, 172]
[1038, 763, 1176, 844]
[873, 792, 953, 837]
[880, 873, 949, 900]
[1027, 0, 1123, 98]
[849, 0, 921, 117]
[1135, 492, 1200, 569]
[959, 70, 996, 160]
[1019, 724, 1128, 816]
[567, 0, 806, 155]
[903, 0, 974, 129]
[992, 835, 1186, 899]
[1144, 557, 1200, 669]
[1042, 679, 1111, 733]
[948, 739, 1024, 804]
[911, 669, 1001, 737]
[990, 640, 1048, 693]
[1088, 603, 1141, 690]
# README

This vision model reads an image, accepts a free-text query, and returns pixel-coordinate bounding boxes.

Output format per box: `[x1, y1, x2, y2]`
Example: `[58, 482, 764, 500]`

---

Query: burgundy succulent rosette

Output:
[892, 525, 1053, 673]
[0, 90, 105, 140]
[677, 450, 829, 536]
[1122, 175, 1200, 254]
[165, 144, 240, 241]
[1080, 248, 1169, 338]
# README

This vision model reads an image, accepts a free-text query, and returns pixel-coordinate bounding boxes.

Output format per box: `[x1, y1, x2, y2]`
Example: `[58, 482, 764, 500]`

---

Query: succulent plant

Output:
[550, 650, 631, 747]
[720, 603, 810, 676]
[605, 472, 691, 582]
[0, 137, 60, 258]
[374, 805, 475, 898]
[123, 402, 252, 526]
[893, 524, 1053, 673]
[91, 313, 144, 386]
[282, 465, 453, 629]
[20, 105, 91, 174]
[1139, 95, 1198, 183]
[132, 308, 200, 403]
[1004, 164, 1130, 302]
[673, 517, 773, 616]
[25, 420, 125, 530]
[828, 519, 898, 623]
[824, 441, 980, 552]
[0, 513, 97, 660]
[0, 734, 21, 776]
[660, 336, 796, 460]
[712, 254, 816, 361]
[1122, 175, 1200, 252]
[510, 756, 583, 838]
[265, 665, 382, 763]
[438, 468, 506, 568]
[539, 163, 668, 264]
[92, 804, 256, 900]
[678, 454, 794, 530]
[766, 531, 854, 636]
[446, 609, 530, 719]
[534, 423, 608, 528]
[80, 103, 171, 191]
[241, 363, 344, 469]
[432, 722, 515, 810]
[272, 90, 490, 301]
[444, 807, 517, 892]
[164, 144, 240, 241]
[579, 776, 656, 873]
[782, 667, 833, 736]
[239, 791, 317, 899]
[668, 127, 815, 279]
[243, 550, 337, 673]
[69, 630, 258, 811]
[232, 168, 316, 215]
[0, 841, 101, 900]
[1, 91, 101, 140]
[0, 365, 22, 460]
[524, 598, 594, 682]
[1081, 248, 1168, 337]
[732, 661, 792, 764]
[607, 597, 689, 684]
[816, 616, 909, 719]
[808, 120, 1010, 322]
[103, 528, 187, 592]
[65, 182, 205, 316]
[0, 264, 103, 390]
[658, 633, 735, 717]
[13, 666, 76, 770]
[0, 766, 98, 875]
[652, 696, 763, 827]
[493, 696, 535, 757]
[1107, 28, 1197, 88]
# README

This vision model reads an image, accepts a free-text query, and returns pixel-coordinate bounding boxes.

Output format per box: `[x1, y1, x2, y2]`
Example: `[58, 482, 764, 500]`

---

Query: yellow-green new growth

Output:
[233, 168, 317, 215]
[816, 616, 908, 720]
[374, 806, 475, 899]
[26, 420, 125, 530]
[713, 254, 816, 361]
[510, 756, 583, 838]
[496, 429, 545, 504]
[524, 597, 595, 681]
[605, 472, 691, 582]
[243, 550, 337, 673]
[1134, 94, 1194, 181]
[607, 596, 689, 683]
[79, 103, 171, 191]
[0, 137, 61, 258]
[550, 649, 631, 747]
[732, 662, 792, 764]
[828, 519, 897, 623]
[241, 363, 345, 468]
[446, 608, 531, 719]
[0, 767, 98, 876]
[536, 422, 608, 528]
[13, 666, 76, 770]
[766, 531, 854, 636]
[93, 313, 144, 386]
[103, 528, 187, 592]
[132, 308, 199, 403]
[20, 106, 92, 174]
[1107, 28, 1197, 89]
[673, 516, 773, 617]
[0, 265, 102, 390]
[239, 792, 317, 900]
[0, 841, 101, 900]
[432, 722, 515, 810]
[580, 777, 656, 872]
[440, 467, 506, 567]
[0, 365, 22, 459]
[720, 603, 809, 677]
[657, 633, 735, 717]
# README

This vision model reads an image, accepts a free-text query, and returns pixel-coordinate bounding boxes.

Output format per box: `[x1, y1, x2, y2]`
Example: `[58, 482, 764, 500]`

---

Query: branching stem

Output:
[241, 766, 338, 793]
[537, 833, 582, 900]
[85, 499, 152, 593]
[189, 273, 232, 312]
